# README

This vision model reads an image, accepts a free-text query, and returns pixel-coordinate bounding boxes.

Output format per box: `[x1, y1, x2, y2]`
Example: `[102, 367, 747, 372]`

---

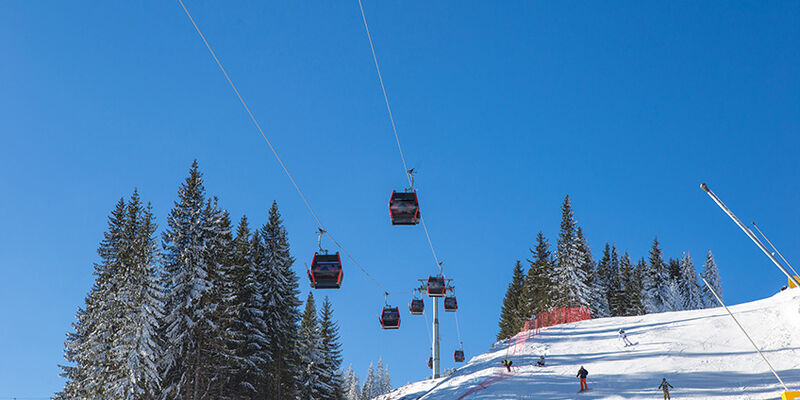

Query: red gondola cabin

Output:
[307, 252, 343, 289]
[389, 190, 420, 225]
[454, 349, 465, 362]
[426, 275, 446, 297]
[409, 299, 424, 315]
[444, 296, 458, 312]
[379, 306, 401, 329]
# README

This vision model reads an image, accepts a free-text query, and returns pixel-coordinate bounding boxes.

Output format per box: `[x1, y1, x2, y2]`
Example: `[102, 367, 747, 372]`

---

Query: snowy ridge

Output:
[377, 289, 800, 399]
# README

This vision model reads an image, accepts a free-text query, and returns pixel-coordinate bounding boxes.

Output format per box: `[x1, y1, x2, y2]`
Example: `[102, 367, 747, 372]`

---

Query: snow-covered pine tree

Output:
[664, 277, 683, 311]
[360, 363, 375, 400]
[375, 358, 392, 396]
[592, 244, 614, 318]
[161, 161, 232, 400]
[552, 196, 590, 308]
[630, 258, 647, 315]
[260, 201, 302, 400]
[678, 252, 703, 310]
[227, 216, 271, 398]
[319, 296, 345, 400]
[701, 250, 723, 308]
[521, 232, 554, 318]
[58, 198, 128, 400]
[201, 197, 240, 398]
[667, 257, 681, 283]
[642, 237, 672, 313]
[497, 261, 526, 340]
[106, 192, 165, 399]
[610, 252, 633, 317]
[298, 292, 331, 400]
[576, 227, 595, 298]
[341, 365, 360, 400]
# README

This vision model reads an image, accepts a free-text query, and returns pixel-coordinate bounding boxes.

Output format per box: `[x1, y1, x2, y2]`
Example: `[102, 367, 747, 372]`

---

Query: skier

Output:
[576, 366, 588, 392]
[536, 355, 545, 367]
[501, 359, 513, 372]
[658, 378, 673, 399]
[619, 328, 634, 346]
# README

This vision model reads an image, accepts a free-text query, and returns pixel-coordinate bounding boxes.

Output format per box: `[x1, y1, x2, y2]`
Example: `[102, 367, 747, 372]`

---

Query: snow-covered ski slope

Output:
[378, 289, 800, 399]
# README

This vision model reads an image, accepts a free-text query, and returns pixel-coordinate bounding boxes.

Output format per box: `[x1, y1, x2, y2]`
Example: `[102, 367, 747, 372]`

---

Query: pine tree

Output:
[260, 201, 302, 400]
[375, 358, 391, 396]
[298, 292, 330, 400]
[552, 196, 590, 308]
[106, 192, 165, 399]
[627, 257, 649, 315]
[678, 252, 703, 310]
[591, 244, 613, 318]
[616, 252, 636, 316]
[521, 232, 554, 318]
[58, 198, 128, 399]
[610, 251, 632, 317]
[630, 258, 647, 315]
[701, 250, 723, 308]
[161, 161, 234, 400]
[497, 261, 526, 340]
[576, 227, 595, 295]
[360, 363, 375, 400]
[341, 365, 360, 400]
[319, 296, 345, 400]
[667, 257, 681, 283]
[642, 237, 671, 313]
[664, 277, 682, 311]
[227, 216, 271, 398]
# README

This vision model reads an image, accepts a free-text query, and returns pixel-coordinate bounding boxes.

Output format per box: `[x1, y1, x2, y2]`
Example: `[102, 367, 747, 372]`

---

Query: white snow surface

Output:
[376, 289, 800, 399]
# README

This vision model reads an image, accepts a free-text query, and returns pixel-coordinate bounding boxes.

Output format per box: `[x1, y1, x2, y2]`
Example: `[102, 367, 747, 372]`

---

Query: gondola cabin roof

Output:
[389, 190, 420, 225]
[308, 252, 343, 289]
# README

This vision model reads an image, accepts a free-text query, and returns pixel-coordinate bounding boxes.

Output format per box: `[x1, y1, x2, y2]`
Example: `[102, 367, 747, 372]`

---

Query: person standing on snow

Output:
[576, 366, 589, 392]
[618, 328, 634, 346]
[501, 359, 513, 372]
[658, 378, 673, 399]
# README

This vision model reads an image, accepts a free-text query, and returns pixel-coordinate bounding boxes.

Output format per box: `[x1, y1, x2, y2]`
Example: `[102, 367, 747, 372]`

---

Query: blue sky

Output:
[1, 1, 799, 397]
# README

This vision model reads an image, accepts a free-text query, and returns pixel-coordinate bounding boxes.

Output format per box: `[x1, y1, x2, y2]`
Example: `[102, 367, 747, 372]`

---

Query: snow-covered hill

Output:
[378, 289, 800, 399]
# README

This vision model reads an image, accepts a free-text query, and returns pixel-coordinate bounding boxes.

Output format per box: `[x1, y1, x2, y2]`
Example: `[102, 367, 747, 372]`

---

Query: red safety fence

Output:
[531, 306, 591, 333]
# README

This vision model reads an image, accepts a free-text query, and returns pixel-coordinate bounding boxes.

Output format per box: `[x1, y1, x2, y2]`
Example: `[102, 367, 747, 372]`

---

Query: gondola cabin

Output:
[307, 252, 343, 289]
[389, 190, 420, 225]
[444, 296, 458, 312]
[427, 357, 433, 369]
[454, 349, 465, 362]
[426, 275, 446, 297]
[379, 306, 401, 329]
[409, 299, 424, 315]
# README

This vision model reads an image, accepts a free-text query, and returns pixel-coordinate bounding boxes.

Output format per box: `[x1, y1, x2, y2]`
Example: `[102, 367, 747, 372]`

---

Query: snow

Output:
[378, 289, 800, 399]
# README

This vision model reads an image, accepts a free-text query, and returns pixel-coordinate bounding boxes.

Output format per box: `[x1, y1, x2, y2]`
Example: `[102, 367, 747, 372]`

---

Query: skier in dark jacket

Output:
[658, 378, 673, 399]
[501, 359, 513, 372]
[577, 366, 588, 392]
[536, 355, 545, 367]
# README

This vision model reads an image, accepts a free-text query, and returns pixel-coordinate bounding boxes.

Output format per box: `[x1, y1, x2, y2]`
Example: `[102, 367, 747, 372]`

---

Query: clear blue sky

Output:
[1, 1, 798, 397]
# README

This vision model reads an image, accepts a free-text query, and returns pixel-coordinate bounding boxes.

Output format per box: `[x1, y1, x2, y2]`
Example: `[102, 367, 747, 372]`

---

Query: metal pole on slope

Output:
[699, 183, 800, 288]
[699, 274, 789, 392]
[433, 297, 440, 379]
[751, 222, 800, 279]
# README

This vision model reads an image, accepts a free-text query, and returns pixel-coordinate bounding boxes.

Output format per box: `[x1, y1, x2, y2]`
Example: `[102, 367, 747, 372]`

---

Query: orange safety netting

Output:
[531, 306, 591, 333]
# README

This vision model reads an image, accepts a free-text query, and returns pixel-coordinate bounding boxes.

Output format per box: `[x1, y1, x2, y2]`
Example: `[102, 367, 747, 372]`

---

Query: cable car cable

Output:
[177, 0, 391, 295]
[357, 0, 443, 275]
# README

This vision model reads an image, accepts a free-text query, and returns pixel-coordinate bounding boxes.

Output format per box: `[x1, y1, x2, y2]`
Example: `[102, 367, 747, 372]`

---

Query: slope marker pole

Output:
[699, 273, 789, 392]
